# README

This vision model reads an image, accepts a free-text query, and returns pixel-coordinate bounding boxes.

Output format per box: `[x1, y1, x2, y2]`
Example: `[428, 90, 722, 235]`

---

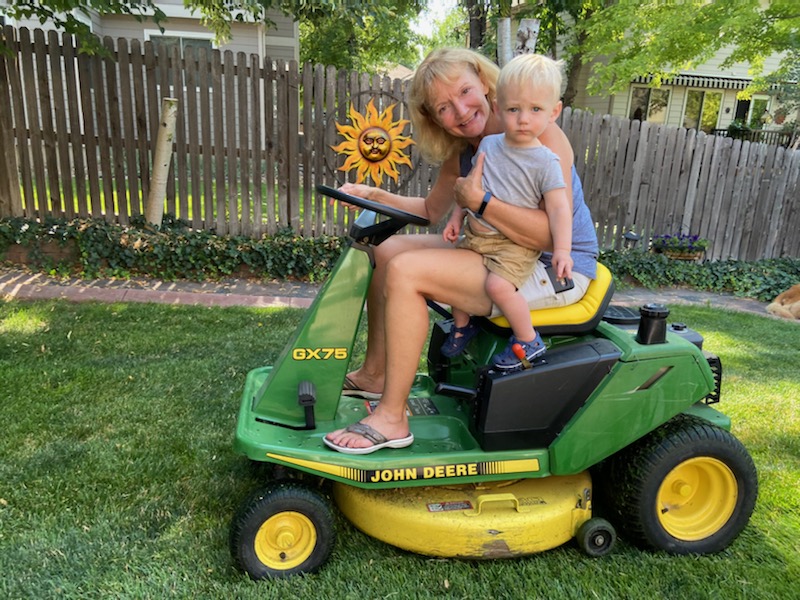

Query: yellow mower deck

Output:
[333, 472, 593, 559]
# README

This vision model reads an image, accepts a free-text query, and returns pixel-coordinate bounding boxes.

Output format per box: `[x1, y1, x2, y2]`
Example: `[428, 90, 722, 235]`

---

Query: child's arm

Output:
[442, 207, 466, 244]
[542, 188, 573, 280]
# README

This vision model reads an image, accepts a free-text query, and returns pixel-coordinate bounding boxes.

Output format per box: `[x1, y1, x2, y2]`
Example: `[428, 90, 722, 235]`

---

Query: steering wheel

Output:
[316, 185, 429, 227]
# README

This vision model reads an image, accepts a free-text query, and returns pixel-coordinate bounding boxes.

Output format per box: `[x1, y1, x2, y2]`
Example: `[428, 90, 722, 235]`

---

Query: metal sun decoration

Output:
[331, 98, 414, 186]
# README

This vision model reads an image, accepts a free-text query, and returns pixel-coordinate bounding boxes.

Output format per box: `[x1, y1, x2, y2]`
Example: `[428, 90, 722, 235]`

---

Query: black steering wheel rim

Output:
[316, 185, 429, 227]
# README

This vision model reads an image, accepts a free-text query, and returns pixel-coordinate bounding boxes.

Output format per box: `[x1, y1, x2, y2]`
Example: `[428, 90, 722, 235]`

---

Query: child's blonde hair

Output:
[497, 54, 564, 105]
[409, 48, 500, 165]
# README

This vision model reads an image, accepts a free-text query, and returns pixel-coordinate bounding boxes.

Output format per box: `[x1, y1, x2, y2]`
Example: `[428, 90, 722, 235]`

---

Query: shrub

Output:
[0, 216, 344, 282]
[600, 249, 800, 302]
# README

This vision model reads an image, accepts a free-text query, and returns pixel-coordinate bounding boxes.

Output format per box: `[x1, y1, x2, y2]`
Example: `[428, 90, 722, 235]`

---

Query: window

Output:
[628, 86, 670, 124]
[683, 90, 722, 133]
[144, 31, 216, 92]
[149, 35, 214, 58]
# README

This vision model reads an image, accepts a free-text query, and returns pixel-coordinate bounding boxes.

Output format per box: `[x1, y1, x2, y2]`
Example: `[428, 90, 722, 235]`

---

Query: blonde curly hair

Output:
[408, 48, 499, 166]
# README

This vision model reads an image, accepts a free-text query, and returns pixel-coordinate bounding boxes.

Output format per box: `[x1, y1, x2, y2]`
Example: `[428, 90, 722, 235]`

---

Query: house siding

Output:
[572, 46, 795, 130]
[0, 2, 297, 62]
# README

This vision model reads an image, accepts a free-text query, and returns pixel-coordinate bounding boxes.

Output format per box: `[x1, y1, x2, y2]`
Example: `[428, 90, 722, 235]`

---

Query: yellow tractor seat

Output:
[487, 263, 615, 336]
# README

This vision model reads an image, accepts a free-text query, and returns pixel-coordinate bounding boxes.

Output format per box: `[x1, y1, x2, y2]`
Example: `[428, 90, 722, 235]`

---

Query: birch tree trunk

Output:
[145, 97, 179, 228]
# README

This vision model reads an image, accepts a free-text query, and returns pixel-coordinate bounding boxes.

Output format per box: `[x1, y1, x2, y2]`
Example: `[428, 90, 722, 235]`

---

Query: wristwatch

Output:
[476, 192, 492, 218]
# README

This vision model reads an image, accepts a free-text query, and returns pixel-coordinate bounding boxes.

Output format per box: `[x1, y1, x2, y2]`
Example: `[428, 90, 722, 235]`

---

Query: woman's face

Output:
[428, 69, 491, 141]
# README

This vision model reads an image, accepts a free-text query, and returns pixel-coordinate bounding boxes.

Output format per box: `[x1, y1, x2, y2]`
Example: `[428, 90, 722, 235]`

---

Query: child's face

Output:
[496, 81, 561, 147]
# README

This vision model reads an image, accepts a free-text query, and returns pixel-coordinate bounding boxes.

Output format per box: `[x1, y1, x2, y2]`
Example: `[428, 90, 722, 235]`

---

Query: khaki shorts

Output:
[458, 226, 541, 289]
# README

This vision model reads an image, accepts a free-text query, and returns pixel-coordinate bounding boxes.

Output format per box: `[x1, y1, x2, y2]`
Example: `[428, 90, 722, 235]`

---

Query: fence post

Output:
[145, 97, 179, 228]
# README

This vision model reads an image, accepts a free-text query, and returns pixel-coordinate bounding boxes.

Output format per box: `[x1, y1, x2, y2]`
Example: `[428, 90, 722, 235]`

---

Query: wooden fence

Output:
[1, 25, 798, 261]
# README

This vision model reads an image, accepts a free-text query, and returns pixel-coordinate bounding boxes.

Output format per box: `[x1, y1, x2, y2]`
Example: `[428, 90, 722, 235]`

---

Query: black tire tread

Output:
[602, 414, 757, 554]
[230, 481, 335, 579]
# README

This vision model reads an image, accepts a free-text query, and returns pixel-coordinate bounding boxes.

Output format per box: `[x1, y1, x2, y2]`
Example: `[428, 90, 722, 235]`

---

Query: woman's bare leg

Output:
[346, 233, 452, 395]
[328, 247, 493, 449]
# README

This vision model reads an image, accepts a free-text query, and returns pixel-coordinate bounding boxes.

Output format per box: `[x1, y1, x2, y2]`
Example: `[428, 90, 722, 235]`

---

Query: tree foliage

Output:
[299, 1, 422, 71]
[1, 0, 427, 62]
[579, 0, 800, 103]
[1, 0, 165, 53]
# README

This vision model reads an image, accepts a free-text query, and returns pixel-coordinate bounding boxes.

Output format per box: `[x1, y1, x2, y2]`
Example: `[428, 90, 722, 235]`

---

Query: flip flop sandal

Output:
[323, 422, 414, 455]
[440, 320, 480, 358]
[341, 375, 382, 400]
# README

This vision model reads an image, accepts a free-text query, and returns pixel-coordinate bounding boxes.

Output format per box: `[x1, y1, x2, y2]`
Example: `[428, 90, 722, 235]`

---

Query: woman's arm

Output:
[539, 122, 575, 210]
[453, 152, 553, 250]
[338, 153, 461, 224]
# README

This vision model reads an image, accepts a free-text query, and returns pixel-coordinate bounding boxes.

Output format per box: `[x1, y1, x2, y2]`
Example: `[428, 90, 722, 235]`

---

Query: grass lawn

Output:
[1, 299, 798, 599]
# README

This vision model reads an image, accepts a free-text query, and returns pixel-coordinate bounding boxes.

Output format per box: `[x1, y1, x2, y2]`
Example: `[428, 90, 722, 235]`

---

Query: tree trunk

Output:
[145, 97, 179, 229]
[466, 0, 486, 50]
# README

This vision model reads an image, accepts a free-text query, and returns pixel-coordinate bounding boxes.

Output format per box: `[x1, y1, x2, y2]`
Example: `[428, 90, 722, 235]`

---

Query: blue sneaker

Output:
[440, 319, 480, 358]
[492, 333, 546, 370]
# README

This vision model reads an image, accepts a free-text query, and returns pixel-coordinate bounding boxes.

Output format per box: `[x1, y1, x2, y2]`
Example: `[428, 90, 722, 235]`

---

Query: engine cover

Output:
[471, 339, 621, 451]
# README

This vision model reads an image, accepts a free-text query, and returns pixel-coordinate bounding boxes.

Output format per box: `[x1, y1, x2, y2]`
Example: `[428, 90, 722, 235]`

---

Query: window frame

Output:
[628, 85, 671, 125]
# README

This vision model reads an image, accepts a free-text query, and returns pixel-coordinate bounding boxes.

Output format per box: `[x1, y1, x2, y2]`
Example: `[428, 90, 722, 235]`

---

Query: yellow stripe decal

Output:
[267, 454, 540, 484]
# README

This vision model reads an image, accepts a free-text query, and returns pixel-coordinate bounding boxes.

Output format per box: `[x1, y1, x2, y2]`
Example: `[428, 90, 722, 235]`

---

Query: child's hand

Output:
[442, 221, 460, 243]
[551, 250, 574, 281]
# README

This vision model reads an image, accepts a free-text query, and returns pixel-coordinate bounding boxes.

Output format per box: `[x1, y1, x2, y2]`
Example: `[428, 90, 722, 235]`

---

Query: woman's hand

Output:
[334, 182, 378, 210]
[453, 152, 486, 212]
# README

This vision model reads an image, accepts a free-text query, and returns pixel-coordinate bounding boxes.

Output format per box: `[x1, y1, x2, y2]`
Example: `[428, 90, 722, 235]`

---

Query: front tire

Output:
[230, 481, 335, 579]
[605, 415, 757, 554]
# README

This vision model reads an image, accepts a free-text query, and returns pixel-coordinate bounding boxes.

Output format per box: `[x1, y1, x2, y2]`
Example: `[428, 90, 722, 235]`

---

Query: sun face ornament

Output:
[331, 98, 414, 186]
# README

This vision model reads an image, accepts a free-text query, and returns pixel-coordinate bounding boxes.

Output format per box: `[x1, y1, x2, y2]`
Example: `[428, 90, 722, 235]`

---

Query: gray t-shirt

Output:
[469, 134, 565, 226]
[459, 141, 598, 280]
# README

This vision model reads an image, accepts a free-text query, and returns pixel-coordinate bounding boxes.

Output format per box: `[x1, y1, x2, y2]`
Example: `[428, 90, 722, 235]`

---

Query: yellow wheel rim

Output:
[657, 457, 738, 541]
[254, 511, 317, 570]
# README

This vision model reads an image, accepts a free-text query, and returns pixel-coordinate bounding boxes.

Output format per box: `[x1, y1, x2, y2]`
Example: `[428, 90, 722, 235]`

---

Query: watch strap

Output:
[476, 192, 492, 217]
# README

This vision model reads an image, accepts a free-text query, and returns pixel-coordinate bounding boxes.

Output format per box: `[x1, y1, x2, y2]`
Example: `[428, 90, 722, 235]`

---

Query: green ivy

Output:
[3, 217, 798, 300]
[0, 216, 344, 282]
[600, 249, 800, 302]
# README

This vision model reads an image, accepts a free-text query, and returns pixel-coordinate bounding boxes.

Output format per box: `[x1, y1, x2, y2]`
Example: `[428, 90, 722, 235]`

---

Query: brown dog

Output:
[766, 284, 800, 319]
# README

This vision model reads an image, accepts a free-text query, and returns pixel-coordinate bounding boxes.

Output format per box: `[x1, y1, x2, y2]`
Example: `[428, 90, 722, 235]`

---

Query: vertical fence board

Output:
[102, 37, 128, 222]
[117, 38, 138, 223]
[46, 30, 71, 217]
[173, 47, 189, 223]
[19, 28, 47, 216]
[250, 53, 263, 237]
[196, 47, 213, 231]
[287, 60, 301, 231]
[0, 27, 24, 216]
[236, 52, 251, 236]
[263, 59, 277, 234]
[129, 40, 148, 211]
[34, 30, 62, 215]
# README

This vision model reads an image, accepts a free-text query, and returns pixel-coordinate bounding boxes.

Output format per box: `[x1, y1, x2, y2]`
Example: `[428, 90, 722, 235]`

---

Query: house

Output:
[570, 46, 797, 142]
[0, 0, 298, 63]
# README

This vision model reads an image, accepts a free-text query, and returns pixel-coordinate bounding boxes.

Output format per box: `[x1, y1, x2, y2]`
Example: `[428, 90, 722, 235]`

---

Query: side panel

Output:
[549, 324, 716, 474]
[249, 246, 371, 425]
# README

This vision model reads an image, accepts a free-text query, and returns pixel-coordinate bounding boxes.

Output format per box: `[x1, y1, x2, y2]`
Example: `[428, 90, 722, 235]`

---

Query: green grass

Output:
[1, 300, 797, 599]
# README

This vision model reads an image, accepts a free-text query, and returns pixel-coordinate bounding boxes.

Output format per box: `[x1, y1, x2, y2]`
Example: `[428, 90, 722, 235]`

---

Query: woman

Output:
[325, 48, 598, 453]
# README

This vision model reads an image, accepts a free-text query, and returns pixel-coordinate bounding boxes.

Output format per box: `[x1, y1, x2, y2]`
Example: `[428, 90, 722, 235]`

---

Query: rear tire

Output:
[230, 481, 335, 579]
[603, 415, 757, 554]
